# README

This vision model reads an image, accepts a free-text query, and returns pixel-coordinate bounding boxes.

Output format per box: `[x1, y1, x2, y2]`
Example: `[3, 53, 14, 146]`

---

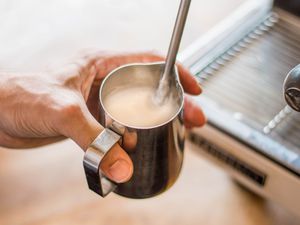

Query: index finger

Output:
[176, 62, 202, 95]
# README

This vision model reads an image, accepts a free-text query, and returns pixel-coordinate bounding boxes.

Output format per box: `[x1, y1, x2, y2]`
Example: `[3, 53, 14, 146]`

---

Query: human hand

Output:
[0, 52, 206, 183]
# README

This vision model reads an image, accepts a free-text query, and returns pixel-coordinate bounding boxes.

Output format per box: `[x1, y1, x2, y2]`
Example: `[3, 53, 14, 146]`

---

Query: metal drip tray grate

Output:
[193, 9, 300, 164]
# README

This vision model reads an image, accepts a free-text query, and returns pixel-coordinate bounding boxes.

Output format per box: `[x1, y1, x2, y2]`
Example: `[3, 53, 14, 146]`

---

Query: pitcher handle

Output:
[83, 128, 121, 197]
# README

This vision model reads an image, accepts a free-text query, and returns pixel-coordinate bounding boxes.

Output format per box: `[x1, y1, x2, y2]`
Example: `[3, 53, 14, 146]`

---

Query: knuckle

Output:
[46, 89, 86, 135]
[53, 102, 84, 136]
[59, 103, 83, 121]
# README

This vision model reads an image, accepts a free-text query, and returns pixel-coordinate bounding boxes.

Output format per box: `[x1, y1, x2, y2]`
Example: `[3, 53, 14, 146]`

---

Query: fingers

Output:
[0, 130, 65, 149]
[80, 63, 98, 102]
[176, 63, 202, 95]
[135, 52, 202, 95]
[56, 96, 133, 183]
[100, 143, 133, 183]
[184, 96, 206, 129]
[122, 129, 137, 151]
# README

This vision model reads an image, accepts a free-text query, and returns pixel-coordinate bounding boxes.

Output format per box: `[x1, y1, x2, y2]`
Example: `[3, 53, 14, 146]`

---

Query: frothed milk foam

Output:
[103, 85, 179, 127]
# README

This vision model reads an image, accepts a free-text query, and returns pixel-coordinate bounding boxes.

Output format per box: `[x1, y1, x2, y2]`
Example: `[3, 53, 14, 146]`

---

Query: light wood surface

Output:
[0, 0, 299, 225]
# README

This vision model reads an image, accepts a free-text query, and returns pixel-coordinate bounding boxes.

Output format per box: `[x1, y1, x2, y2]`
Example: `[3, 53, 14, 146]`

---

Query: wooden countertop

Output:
[0, 0, 298, 224]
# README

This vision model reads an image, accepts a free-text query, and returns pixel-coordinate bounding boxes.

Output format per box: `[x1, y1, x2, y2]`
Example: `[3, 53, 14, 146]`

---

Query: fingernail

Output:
[196, 82, 202, 94]
[108, 159, 132, 183]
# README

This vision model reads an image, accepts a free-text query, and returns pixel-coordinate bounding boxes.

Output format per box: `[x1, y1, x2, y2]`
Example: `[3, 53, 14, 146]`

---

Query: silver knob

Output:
[283, 64, 300, 112]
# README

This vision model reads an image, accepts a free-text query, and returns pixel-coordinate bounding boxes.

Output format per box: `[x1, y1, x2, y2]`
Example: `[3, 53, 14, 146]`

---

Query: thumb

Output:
[59, 99, 133, 183]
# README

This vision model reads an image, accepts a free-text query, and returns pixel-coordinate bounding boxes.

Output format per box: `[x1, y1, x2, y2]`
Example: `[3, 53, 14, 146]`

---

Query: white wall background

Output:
[0, 0, 244, 70]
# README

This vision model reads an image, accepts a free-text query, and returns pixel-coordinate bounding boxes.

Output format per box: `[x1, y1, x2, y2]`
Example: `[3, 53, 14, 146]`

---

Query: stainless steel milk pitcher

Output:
[83, 62, 185, 198]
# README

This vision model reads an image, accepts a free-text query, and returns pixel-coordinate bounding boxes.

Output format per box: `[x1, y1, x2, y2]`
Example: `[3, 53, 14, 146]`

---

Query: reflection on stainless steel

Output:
[195, 10, 300, 154]
[83, 129, 121, 197]
[284, 64, 300, 111]
[99, 62, 185, 199]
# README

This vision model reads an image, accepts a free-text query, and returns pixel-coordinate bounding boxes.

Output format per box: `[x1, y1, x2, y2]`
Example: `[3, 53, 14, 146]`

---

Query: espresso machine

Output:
[179, 0, 300, 217]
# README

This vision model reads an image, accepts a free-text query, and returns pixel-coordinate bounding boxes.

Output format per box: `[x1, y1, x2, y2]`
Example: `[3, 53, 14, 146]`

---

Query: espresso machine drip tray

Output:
[200, 14, 299, 134]
[193, 9, 300, 172]
[200, 12, 300, 152]
[181, 0, 300, 217]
